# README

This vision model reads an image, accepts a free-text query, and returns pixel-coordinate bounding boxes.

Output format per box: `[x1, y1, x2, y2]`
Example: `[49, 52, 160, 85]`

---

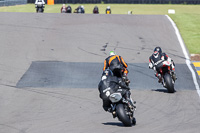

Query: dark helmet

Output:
[153, 47, 162, 57]
[153, 47, 162, 58]
[102, 69, 113, 77]
[154, 47, 162, 54]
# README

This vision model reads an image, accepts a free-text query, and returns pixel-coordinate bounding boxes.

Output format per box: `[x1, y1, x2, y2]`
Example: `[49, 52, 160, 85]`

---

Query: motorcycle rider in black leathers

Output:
[74, 5, 84, 14]
[149, 47, 177, 83]
[66, 5, 72, 13]
[93, 6, 99, 14]
[98, 69, 134, 117]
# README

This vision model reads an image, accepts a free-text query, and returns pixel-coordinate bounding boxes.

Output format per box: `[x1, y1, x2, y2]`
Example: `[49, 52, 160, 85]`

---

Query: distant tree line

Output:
[27, 0, 200, 4]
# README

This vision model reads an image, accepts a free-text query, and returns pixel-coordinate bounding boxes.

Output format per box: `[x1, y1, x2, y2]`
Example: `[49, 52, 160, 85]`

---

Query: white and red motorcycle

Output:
[154, 60, 175, 93]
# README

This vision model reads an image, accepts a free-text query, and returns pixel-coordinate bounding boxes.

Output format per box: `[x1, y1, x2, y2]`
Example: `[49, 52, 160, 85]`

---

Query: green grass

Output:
[0, 4, 199, 54]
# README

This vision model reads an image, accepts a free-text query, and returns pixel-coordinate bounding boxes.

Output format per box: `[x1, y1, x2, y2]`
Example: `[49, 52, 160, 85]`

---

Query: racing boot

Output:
[171, 71, 177, 82]
[155, 73, 162, 83]
[107, 108, 116, 118]
[112, 111, 117, 118]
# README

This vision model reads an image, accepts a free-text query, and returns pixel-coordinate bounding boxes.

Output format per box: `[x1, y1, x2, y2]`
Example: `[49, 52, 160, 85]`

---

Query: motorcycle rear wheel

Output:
[38, 8, 43, 13]
[116, 104, 132, 127]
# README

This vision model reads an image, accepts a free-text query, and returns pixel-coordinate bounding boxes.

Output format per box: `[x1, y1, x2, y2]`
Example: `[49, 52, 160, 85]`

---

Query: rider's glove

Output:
[149, 63, 153, 69]
[153, 66, 156, 71]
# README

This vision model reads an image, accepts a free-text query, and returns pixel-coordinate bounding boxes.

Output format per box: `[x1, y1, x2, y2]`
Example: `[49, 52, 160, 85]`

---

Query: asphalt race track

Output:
[0, 12, 200, 133]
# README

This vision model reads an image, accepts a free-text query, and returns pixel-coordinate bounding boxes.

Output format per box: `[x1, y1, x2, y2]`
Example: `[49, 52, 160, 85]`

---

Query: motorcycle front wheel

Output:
[164, 73, 175, 93]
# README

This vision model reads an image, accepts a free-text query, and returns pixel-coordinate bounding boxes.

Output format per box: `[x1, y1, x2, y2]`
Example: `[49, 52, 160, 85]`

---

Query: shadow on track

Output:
[151, 89, 176, 93]
[102, 122, 124, 127]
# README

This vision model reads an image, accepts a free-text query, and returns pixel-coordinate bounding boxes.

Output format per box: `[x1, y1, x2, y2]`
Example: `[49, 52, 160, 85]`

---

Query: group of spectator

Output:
[61, 5, 111, 14]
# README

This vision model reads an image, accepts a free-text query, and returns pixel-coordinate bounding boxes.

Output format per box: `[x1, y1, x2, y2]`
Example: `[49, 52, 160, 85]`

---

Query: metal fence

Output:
[27, 0, 200, 4]
[0, 0, 27, 6]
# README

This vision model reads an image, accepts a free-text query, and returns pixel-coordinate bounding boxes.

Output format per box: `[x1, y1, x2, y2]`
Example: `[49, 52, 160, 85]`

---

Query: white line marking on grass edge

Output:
[165, 15, 200, 97]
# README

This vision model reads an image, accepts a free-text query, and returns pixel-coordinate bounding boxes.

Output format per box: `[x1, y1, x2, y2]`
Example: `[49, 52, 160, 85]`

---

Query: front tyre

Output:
[164, 73, 174, 93]
[116, 104, 132, 126]
[132, 117, 136, 125]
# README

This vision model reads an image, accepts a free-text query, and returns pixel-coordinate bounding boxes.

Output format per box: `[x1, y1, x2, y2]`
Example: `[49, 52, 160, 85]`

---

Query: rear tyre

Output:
[38, 8, 43, 13]
[164, 73, 174, 93]
[116, 104, 132, 127]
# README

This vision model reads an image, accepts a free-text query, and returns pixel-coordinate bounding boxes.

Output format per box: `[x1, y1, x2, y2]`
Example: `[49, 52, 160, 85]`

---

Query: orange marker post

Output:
[47, 0, 54, 5]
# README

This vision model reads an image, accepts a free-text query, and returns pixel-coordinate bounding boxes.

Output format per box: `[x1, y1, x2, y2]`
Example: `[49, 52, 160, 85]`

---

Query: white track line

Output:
[166, 15, 200, 97]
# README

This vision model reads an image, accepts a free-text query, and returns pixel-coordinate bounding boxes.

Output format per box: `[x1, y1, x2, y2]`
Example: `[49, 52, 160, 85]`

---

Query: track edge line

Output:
[165, 15, 200, 97]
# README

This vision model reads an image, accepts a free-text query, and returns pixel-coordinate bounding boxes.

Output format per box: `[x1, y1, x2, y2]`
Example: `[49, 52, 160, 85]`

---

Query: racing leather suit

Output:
[103, 55, 128, 77]
[106, 9, 111, 14]
[35, 0, 45, 12]
[61, 6, 67, 13]
[149, 53, 176, 81]
[98, 74, 132, 112]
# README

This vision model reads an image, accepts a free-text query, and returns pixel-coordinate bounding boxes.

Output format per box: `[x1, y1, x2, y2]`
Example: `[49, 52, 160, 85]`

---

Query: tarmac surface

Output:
[0, 12, 200, 133]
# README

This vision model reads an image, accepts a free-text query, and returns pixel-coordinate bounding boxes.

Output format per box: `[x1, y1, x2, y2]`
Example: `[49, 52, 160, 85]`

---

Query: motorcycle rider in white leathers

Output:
[35, 0, 45, 12]
[149, 47, 177, 83]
